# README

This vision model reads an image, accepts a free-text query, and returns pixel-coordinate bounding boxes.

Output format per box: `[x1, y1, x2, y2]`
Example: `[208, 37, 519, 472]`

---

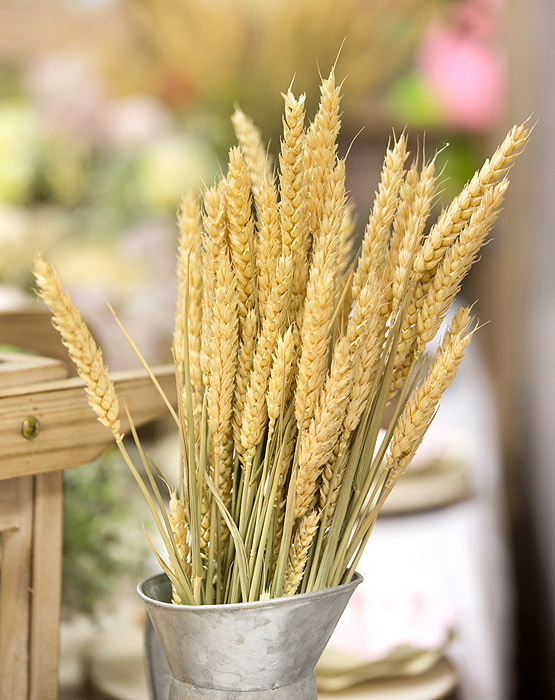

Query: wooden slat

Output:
[0, 354, 68, 389]
[0, 477, 23, 531]
[29, 471, 63, 700]
[0, 476, 33, 699]
[0, 309, 75, 370]
[0, 365, 177, 480]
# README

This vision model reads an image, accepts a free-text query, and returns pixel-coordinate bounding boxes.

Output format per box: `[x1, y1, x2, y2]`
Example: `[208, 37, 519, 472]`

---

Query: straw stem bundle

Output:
[34, 70, 530, 604]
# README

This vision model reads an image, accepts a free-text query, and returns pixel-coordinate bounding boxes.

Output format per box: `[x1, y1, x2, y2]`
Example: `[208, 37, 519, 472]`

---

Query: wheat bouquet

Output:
[33, 69, 529, 606]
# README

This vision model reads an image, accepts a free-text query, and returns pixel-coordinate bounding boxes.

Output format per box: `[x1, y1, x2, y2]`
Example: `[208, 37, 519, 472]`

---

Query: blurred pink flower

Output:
[25, 52, 108, 144]
[102, 96, 171, 148]
[26, 54, 171, 149]
[418, 23, 504, 131]
[454, 0, 499, 40]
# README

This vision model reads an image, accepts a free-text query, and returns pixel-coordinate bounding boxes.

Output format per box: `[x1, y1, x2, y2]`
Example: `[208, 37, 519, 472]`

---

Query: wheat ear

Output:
[414, 121, 531, 275]
[279, 88, 309, 319]
[294, 265, 336, 432]
[279, 88, 307, 255]
[207, 254, 239, 453]
[343, 276, 387, 438]
[283, 510, 320, 596]
[174, 189, 203, 395]
[267, 325, 297, 435]
[294, 156, 347, 432]
[351, 134, 408, 302]
[313, 156, 347, 269]
[383, 159, 436, 390]
[385, 308, 474, 491]
[226, 147, 257, 323]
[233, 308, 258, 460]
[204, 254, 240, 576]
[231, 106, 272, 206]
[169, 491, 191, 603]
[416, 180, 508, 348]
[33, 255, 121, 437]
[386, 162, 419, 281]
[240, 254, 292, 463]
[338, 202, 356, 278]
[201, 179, 229, 383]
[255, 170, 282, 320]
[295, 336, 353, 520]
[391, 135, 519, 392]
[389, 160, 436, 320]
[305, 68, 341, 242]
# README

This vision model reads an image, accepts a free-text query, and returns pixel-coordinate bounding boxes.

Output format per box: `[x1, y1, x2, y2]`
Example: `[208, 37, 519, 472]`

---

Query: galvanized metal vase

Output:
[138, 572, 362, 700]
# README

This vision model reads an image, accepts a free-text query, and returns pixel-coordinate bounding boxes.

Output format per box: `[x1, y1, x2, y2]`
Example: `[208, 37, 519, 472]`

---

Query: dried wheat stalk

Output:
[33, 255, 121, 437]
[34, 68, 530, 605]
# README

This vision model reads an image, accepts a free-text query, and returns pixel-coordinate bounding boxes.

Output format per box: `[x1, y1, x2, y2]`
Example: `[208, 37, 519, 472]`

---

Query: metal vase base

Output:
[138, 572, 362, 700]
[168, 675, 316, 699]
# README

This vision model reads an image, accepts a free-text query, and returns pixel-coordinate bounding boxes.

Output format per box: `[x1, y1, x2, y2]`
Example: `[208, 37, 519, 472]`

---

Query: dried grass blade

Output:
[142, 525, 194, 605]
[204, 473, 250, 602]
[107, 301, 180, 427]
[181, 266, 204, 603]
[271, 405, 304, 597]
[248, 422, 292, 600]
[116, 439, 194, 603]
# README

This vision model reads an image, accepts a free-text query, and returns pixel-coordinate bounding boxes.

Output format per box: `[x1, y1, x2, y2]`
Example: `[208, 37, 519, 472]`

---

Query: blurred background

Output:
[0, 0, 552, 698]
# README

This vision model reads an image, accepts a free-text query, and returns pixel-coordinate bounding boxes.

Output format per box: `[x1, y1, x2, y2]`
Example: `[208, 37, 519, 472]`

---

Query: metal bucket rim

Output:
[137, 571, 363, 612]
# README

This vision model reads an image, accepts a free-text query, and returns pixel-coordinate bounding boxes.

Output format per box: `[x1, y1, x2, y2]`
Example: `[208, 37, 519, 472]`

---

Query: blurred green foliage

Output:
[62, 447, 148, 618]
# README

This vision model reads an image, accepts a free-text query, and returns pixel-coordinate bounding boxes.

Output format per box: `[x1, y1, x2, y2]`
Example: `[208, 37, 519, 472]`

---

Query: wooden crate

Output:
[0, 309, 176, 699]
